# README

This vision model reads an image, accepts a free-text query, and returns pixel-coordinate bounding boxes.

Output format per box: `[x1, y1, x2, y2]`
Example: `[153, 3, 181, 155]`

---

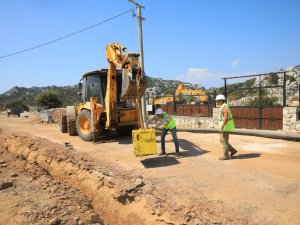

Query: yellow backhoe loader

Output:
[59, 42, 147, 141]
[153, 84, 208, 105]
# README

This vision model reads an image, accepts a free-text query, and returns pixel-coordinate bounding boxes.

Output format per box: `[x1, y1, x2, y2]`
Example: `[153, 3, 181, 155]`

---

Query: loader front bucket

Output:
[121, 72, 147, 99]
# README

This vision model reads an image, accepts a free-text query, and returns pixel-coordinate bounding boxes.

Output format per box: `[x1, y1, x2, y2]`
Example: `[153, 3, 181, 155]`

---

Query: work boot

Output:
[219, 156, 229, 160]
[158, 151, 166, 156]
[230, 149, 238, 158]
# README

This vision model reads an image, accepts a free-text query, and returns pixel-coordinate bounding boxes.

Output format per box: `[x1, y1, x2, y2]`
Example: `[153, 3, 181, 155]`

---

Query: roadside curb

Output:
[172, 128, 300, 142]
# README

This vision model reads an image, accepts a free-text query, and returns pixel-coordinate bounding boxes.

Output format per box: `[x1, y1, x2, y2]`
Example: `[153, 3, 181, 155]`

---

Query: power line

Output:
[0, 8, 134, 60]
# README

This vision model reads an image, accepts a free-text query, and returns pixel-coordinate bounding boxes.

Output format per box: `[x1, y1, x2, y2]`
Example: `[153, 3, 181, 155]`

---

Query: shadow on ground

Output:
[93, 131, 132, 144]
[141, 138, 209, 168]
[157, 138, 209, 157]
[177, 139, 209, 157]
[140, 156, 180, 168]
[234, 153, 261, 159]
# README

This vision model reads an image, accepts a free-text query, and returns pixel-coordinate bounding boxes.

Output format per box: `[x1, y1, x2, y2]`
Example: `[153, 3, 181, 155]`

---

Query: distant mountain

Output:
[1, 65, 299, 109]
[0, 85, 80, 109]
[145, 76, 204, 98]
[218, 65, 300, 106]
[0, 76, 204, 109]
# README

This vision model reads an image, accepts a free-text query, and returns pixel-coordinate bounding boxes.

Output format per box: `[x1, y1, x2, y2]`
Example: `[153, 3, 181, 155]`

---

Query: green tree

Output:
[286, 74, 296, 82]
[165, 89, 175, 96]
[246, 96, 280, 106]
[5, 100, 29, 111]
[35, 91, 62, 109]
[266, 73, 279, 85]
[176, 93, 187, 104]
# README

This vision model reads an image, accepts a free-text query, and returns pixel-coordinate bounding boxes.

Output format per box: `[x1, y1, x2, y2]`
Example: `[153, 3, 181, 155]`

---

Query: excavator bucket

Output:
[121, 72, 147, 99]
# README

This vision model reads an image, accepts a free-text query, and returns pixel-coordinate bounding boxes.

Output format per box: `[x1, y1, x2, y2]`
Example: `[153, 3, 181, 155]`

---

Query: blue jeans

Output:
[161, 127, 179, 153]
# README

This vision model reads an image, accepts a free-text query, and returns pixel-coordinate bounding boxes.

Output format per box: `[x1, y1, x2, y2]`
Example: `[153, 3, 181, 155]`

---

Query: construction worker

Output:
[145, 108, 180, 156]
[215, 94, 238, 160]
[7, 108, 11, 117]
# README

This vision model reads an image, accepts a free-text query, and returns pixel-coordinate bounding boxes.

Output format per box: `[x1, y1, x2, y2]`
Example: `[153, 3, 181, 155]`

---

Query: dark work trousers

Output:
[161, 127, 179, 153]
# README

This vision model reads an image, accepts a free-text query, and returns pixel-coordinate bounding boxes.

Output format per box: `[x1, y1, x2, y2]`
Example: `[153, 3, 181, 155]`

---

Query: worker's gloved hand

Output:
[144, 123, 148, 128]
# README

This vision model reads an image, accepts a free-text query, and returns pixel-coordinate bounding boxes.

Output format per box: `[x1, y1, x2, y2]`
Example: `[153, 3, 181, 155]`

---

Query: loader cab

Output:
[81, 69, 123, 106]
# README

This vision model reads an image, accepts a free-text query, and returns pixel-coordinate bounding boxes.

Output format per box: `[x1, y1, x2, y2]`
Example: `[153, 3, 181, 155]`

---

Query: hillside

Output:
[0, 85, 81, 109]
[210, 65, 300, 106]
[145, 77, 204, 98]
[0, 76, 203, 109]
[1, 65, 299, 110]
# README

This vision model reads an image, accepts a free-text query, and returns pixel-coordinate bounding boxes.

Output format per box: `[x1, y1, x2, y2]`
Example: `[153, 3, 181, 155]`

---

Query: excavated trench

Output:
[0, 129, 173, 225]
[2, 114, 300, 225]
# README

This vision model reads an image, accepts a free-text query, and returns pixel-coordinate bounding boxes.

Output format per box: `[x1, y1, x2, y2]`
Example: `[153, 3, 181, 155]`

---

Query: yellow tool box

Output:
[132, 128, 157, 156]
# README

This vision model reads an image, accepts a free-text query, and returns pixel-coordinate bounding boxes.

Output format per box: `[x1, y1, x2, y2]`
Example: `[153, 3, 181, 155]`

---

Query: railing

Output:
[149, 92, 216, 117]
[161, 104, 213, 117]
[221, 71, 299, 130]
[222, 72, 299, 107]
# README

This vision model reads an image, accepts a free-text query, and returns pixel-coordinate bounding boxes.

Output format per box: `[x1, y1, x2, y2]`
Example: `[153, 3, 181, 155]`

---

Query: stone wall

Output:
[283, 107, 300, 134]
[174, 115, 216, 128]
[173, 108, 219, 129]
[212, 108, 220, 127]
[174, 107, 300, 135]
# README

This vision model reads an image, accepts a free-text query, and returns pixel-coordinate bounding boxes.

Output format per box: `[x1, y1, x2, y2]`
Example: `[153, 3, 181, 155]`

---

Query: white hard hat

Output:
[215, 94, 226, 101]
[155, 108, 163, 115]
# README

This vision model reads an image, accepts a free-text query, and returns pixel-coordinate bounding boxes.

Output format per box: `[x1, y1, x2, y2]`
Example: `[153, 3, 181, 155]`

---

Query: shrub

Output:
[246, 96, 280, 106]
[34, 91, 62, 109]
[5, 100, 29, 112]
[266, 73, 279, 85]
[286, 75, 296, 83]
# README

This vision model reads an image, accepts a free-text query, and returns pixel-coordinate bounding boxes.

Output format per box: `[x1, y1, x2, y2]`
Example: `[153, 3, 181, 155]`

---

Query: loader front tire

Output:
[76, 109, 93, 141]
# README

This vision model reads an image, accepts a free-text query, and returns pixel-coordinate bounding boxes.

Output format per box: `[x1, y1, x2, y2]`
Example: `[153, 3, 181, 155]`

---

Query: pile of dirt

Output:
[36, 108, 67, 123]
[51, 108, 67, 123]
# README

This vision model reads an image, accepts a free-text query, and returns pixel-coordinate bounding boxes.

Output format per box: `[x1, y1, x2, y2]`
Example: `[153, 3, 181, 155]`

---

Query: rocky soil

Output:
[0, 147, 104, 225]
[0, 114, 300, 225]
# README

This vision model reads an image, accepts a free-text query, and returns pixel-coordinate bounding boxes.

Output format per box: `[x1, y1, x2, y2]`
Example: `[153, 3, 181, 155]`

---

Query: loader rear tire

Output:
[67, 120, 77, 136]
[59, 114, 67, 133]
[76, 109, 93, 141]
[67, 106, 77, 136]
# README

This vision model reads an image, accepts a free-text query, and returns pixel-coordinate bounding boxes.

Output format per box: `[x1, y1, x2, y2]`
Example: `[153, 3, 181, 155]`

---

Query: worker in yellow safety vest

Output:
[145, 108, 180, 156]
[215, 94, 238, 160]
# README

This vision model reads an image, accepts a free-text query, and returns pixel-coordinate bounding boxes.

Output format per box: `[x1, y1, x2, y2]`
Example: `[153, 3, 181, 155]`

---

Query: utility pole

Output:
[128, 0, 147, 124]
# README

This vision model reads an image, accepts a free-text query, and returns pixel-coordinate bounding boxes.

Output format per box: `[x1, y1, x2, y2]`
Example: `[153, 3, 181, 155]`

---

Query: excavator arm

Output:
[105, 42, 147, 129]
[105, 42, 137, 72]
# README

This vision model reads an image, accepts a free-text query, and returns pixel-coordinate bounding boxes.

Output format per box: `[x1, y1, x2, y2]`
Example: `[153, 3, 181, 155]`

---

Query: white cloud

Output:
[174, 67, 217, 87]
[173, 67, 259, 88]
[175, 68, 211, 84]
[187, 68, 210, 80]
[232, 58, 241, 68]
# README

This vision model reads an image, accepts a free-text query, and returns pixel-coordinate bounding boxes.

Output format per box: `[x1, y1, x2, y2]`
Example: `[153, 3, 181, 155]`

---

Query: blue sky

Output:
[1, 0, 299, 94]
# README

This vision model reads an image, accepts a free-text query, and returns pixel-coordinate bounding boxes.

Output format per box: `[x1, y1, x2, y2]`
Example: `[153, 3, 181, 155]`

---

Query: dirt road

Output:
[0, 114, 300, 225]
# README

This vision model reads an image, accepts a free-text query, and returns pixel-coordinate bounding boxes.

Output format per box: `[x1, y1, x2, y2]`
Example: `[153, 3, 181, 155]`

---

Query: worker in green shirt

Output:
[145, 108, 180, 156]
[215, 94, 238, 160]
